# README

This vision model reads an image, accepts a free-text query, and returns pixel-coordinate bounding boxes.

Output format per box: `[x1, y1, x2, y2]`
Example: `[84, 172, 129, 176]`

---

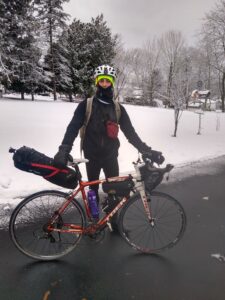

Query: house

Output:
[190, 89, 221, 111]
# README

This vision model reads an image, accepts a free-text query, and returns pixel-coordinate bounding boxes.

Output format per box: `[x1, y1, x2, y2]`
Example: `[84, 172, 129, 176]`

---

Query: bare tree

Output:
[113, 38, 133, 100]
[129, 48, 143, 92]
[187, 46, 210, 91]
[140, 38, 162, 105]
[170, 78, 186, 137]
[115, 47, 144, 104]
[155, 71, 186, 137]
[200, 0, 225, 112]
[159, 30, 185, 106]
[120, 38, 162, 106]
[177, 47, 193, 108]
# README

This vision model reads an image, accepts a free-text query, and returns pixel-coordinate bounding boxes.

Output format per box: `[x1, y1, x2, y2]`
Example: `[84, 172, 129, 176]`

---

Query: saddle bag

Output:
[11, 146, 77, 189]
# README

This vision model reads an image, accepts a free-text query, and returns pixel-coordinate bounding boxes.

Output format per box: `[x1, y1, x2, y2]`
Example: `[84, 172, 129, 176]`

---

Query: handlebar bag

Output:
[12, 146, 77, 189]
[139, 164, 162, 191]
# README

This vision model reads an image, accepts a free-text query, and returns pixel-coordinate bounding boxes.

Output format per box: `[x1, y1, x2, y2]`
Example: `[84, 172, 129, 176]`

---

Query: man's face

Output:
[98, 78, 112, 89]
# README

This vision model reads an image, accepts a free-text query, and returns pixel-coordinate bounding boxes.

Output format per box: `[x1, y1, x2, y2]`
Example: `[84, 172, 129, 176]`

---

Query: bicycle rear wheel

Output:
[118, 191, 186, 254]
[9, 190, 85, 260]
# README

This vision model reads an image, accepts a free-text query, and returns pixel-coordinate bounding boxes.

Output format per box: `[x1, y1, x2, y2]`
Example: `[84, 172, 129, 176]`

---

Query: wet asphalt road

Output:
[1, 158, 225, 300]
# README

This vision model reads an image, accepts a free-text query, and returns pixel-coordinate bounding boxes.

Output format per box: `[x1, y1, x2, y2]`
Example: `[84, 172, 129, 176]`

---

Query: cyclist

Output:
[54, 64, 164, 225]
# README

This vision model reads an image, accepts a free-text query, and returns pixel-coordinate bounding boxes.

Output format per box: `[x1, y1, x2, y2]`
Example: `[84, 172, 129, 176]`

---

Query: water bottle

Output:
[87, 189, 99, 220]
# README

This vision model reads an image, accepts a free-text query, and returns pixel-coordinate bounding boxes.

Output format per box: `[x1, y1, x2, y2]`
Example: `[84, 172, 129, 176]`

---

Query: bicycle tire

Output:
[118, 191, 186, 254]
[9, 190, 85, 261]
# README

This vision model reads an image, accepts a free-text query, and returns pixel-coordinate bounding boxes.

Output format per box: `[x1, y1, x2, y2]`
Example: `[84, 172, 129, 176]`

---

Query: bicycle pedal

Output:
[88, 230, 105, 243]
[88, 233, 98, 240]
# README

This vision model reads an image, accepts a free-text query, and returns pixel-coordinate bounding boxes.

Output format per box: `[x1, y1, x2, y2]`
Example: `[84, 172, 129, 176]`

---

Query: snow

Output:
[1, 96, 225, 205]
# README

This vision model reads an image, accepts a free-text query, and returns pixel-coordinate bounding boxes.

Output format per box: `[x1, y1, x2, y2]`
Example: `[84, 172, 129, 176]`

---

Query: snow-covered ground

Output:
[1, 95, 225, 205]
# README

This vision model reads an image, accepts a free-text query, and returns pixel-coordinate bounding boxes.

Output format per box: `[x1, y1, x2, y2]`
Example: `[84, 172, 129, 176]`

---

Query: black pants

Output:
[86, 156, 119, 201]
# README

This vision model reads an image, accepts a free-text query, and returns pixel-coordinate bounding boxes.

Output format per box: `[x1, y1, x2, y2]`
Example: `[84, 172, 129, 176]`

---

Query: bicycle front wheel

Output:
[9, 190, 85, 261]
[119, 191, 186, 254]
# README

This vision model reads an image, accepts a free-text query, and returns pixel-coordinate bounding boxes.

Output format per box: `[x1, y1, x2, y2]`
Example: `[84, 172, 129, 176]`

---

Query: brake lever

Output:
[133, 157, 142, 165]
[165, 164, 174, 172]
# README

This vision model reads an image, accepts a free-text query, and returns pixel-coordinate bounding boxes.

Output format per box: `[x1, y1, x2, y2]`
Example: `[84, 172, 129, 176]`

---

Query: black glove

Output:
[53, 144, 72, 168]
[142, 150, 165, 165]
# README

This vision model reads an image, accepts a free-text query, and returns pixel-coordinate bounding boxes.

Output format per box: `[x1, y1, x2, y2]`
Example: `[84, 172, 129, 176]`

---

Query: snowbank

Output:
[1, 98, 225, 205]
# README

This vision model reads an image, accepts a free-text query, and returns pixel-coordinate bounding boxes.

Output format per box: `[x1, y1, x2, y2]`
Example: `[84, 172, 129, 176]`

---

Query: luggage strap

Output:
[31, 163, 69, 179]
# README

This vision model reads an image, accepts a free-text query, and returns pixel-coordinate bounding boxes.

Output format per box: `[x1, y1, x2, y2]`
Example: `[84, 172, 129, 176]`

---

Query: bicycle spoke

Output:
[119, 191, 186, 253]
[9, 191, 85, 260]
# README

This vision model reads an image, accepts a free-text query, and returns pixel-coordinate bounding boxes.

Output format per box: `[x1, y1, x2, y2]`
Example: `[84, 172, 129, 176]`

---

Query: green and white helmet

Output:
[94, 65, 117, 79]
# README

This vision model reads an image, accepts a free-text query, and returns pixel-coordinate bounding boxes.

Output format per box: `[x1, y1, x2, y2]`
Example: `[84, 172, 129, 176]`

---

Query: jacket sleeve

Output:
[61, 100, 86, 148]
[119, 105, 150, 153]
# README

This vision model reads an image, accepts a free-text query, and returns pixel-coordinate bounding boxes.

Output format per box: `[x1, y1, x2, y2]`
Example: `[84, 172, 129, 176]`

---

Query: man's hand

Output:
[53, 144, 72, 169]
[142, 150, 165, 165]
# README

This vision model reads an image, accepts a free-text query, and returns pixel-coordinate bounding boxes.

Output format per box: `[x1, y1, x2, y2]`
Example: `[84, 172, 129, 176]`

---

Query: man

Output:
[54, 64, 164, 201]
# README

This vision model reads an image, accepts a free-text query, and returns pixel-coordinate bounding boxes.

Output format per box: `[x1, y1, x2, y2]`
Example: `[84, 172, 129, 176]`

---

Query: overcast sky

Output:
[63, 0, 217, 49]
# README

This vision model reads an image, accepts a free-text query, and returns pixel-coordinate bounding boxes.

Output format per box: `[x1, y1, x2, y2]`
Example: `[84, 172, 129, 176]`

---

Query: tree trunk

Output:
[30, 84, 35, 101]
[21, 92, 25, 100]
[184, 61, 189, 109]
[167, 62, 173, 103]
[69, 92, 73, 102]
[49, 1, 57, 101]
[172, 108, 179, 137]
[207, 63, 211, 90]
[221, 72, 225, 113]
[148, 75, 154, 106]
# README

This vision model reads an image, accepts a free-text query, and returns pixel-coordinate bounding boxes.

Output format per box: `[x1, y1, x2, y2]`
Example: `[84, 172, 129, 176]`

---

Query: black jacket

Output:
[61, 97, 150, 160]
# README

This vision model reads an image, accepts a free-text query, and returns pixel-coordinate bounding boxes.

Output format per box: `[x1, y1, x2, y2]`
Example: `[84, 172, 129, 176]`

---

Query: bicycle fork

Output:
[138, 188, 155, 226]
[134, 164, 154, 226]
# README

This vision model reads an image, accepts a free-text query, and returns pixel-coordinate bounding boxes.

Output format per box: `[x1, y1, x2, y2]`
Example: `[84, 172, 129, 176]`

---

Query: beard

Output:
[96, 85, 114, 102]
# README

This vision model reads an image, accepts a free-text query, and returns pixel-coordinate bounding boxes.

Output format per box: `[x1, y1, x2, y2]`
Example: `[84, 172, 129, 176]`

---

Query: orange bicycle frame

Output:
[47, 175, 131, 234]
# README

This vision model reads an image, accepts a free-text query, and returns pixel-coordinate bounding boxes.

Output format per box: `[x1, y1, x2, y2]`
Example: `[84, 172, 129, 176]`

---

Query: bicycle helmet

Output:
[94, 65, 117, 79]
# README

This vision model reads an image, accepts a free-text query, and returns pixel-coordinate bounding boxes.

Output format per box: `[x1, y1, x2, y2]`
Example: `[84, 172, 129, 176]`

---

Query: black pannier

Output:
[11, 146, 77, 189]
[102, 179, 134, 197]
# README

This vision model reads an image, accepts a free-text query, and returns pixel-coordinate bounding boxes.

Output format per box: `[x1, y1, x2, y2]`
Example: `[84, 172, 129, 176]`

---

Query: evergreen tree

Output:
[80, 14, 117, 96]
[1, 0, 46, 99]
[44, 29, 73, 100]
[55, 14, 117, 98]
[34, 0, 70, 100]
[0, 0, 11, 83]
[66, 19, 89, 97]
